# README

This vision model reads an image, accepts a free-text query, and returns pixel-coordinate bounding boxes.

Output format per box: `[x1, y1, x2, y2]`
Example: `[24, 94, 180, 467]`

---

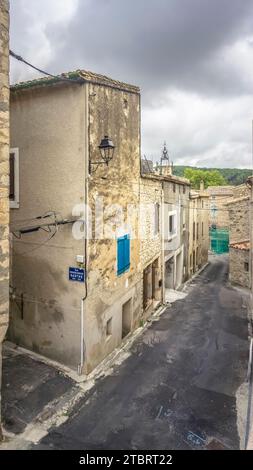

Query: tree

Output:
[173, 166, 252, 186]
[183, 168, 227, 189]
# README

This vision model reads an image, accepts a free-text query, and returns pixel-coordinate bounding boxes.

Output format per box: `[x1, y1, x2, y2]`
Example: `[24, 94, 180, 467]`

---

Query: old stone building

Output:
[163, 175, 190, 296]
[9, 70, 142, 374]
[188, 185, 209, 277]
[226, 192, 250, 289]
[140, 175, 163, 318]
[0, 0, 9, 437]
[207, 185, 234, 229]
[207, 184, 250, 231]
[140, 155, 191, 307]
[229, 241, 250, 288]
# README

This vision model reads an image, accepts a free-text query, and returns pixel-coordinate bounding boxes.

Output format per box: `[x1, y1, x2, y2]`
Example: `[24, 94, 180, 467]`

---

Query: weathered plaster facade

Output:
[163, 177, 191, 290]
[85, 81, 142, 372]
[9, 71, 142, 374]
[188, 190, 209, 277]
[0, 0, 9, 438]
[10, 84, 87, 368]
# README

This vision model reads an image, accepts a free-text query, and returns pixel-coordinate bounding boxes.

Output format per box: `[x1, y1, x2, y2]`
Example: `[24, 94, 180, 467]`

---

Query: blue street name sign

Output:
[69, 267, 85, 283]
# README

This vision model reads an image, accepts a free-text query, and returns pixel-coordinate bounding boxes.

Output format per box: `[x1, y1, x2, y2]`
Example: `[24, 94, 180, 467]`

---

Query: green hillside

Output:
[173, 166, 252, 186]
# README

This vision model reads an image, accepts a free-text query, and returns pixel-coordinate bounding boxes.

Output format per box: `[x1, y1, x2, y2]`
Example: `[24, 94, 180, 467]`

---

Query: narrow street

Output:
[2, 255, 250, 450]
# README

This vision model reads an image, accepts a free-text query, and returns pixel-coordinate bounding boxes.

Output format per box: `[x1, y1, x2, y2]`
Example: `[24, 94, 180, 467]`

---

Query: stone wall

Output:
[0, 0, 9, 439]
[233, 184, 250, 199]
[227, 197, 249, 243]
[208, 184, 250, 229]
[229, 247, 250, 288]
[188, 192, 209, 277]
[86, 82, 142, 373]
[140, 176, 162, 268]
[140, 176, 163, 316]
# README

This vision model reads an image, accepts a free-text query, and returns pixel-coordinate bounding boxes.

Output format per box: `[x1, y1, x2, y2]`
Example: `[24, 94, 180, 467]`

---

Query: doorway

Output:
[122, 299, 132, 339]
[175, 250, 183, 289]
[165, 257, 174, 289]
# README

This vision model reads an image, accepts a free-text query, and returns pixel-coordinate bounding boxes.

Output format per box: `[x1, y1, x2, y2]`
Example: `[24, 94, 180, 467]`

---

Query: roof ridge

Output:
[11, 69, 140, 94]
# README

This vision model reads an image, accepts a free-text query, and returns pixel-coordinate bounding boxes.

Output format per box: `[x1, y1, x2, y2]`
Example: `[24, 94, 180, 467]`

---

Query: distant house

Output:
[207, 185, 235, 229]
[226, 190, 250, 289]
[188, 183, 209, 277]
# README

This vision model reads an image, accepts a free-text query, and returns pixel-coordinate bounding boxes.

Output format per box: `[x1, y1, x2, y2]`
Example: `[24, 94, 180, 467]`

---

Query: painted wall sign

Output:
[69, 267, 85, 283]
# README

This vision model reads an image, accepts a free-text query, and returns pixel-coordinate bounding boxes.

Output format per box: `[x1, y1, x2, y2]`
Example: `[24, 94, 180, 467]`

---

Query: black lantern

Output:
[99, 136, 115, 165]
[89, 135, 115, 174]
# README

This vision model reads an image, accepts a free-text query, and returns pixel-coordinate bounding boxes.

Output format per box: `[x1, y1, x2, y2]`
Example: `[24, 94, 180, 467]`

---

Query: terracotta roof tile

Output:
[11, 69, 140, 94]
[225, 195, 250, 206]
[207, 186, 234, 196]
[230, 240, 250, 250]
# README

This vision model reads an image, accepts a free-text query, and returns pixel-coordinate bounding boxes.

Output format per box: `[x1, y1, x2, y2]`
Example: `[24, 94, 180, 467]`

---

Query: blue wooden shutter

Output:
[117, 236, 125, 275]
[117, 235, 130, 275]
[124, 235, 130, 271]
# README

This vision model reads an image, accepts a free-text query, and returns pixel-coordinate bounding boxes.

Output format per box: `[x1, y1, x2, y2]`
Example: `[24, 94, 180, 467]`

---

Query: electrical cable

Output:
[10, 50, 85, 85]
[12, 228, 58, 256]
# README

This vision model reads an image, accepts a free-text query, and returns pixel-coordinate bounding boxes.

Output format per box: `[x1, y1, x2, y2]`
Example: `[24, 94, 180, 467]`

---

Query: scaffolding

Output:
[210, 228, 229, 254]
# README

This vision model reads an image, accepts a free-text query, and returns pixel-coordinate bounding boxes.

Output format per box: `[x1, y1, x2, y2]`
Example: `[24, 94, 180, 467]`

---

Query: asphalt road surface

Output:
[32, 255, 249, 450]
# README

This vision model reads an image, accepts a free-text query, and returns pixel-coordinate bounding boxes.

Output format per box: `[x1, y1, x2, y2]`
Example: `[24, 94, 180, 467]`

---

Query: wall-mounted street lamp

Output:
[89, 135, 115, 174]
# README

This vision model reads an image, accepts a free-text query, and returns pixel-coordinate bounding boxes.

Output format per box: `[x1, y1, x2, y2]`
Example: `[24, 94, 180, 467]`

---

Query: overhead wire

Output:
[10, 50, 85, 85]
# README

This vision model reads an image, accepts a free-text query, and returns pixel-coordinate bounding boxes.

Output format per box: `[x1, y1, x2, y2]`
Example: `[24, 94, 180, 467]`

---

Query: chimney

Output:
[200, 180, 205, 191]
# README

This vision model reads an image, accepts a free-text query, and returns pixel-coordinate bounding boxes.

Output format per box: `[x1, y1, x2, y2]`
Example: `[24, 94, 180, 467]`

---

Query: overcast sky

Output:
[10, 0, 253, 168]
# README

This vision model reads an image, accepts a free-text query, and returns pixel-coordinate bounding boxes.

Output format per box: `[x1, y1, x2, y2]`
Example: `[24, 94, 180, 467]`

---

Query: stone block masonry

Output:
[229, 246, 250, 289]
[0, 0, 9, 439]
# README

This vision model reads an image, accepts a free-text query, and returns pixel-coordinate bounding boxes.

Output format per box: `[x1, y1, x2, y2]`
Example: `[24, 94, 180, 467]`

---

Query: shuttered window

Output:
[117, 234, 130, 276]
[154, 203, 160, 235]
[9, 148, 20, 208]
[9, 152, 15, 200]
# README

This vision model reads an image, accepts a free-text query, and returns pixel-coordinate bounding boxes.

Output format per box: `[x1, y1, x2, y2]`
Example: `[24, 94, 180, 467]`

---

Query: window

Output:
[173, 184, 176, 193]
[154, 203, 160, 235]
[197, 223, 199, 240]
[106, 318, 112, 337]
[183, 186, 186, 194]
[117, 234, 130, 276]
[244, 262, 249, 272]
[202, 222, 204, 237]
[9, 148, 19, 208]
[183, 207, 186, 230]
[169, 212, 177, 238]
[193, 222, 196, 240]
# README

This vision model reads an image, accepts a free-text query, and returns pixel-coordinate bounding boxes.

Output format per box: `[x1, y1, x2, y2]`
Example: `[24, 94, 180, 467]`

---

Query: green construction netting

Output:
[209, 228, 229, 254]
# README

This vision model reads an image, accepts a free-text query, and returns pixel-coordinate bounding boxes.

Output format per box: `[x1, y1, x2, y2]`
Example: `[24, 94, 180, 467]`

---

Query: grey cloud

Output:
[45, 0, 253, 97]
[10, 0, 253, 168]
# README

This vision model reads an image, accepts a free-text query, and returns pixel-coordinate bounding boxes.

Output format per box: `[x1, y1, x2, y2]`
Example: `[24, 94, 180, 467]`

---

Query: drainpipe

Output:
[161, 182, 165, 304]
[78, 82, 90, 376]
[78, 296, 85, 376]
